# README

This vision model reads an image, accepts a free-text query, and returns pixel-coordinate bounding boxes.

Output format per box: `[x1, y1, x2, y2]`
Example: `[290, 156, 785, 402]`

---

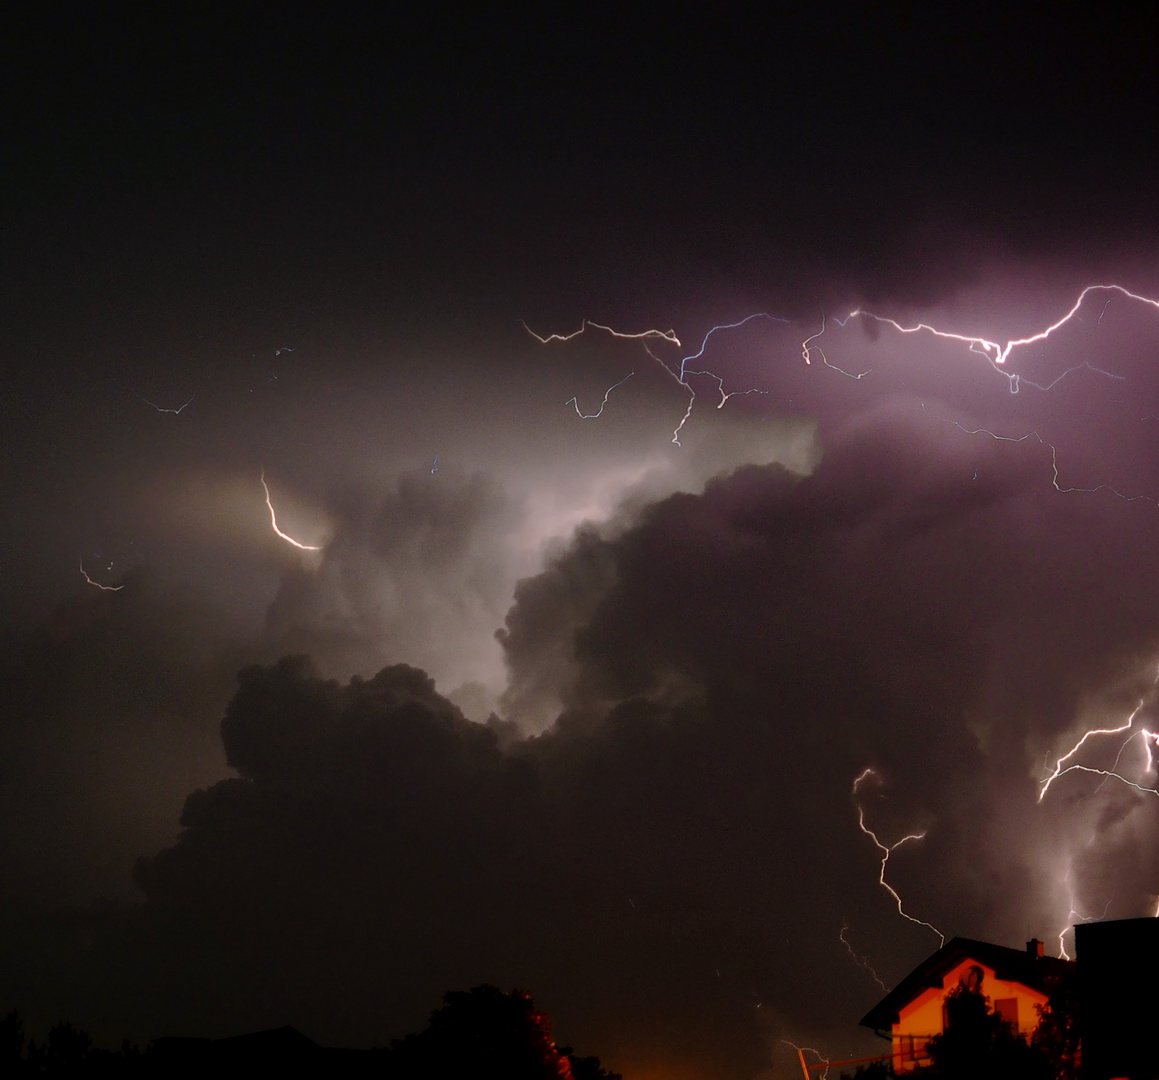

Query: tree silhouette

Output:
[556, 1046, 623, 1080]
[386, 985, 619, 1080]
[840, 1063, 893, 1079]
[922, 985, 1051, 1080]
[1031, 972, 1079, 1080]
[1, 1010, 26, 1075]
[24, 1020, 94, 1078]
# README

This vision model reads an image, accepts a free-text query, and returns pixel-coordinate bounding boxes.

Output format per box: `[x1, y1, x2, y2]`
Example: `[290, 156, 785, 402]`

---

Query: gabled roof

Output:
[213, 1025, 320, 1052]
[860, 937, 1074, 1033]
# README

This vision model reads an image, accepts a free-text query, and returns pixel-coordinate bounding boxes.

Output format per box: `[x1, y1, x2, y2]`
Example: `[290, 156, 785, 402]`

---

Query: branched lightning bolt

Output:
[1095, 726, 1159, 796]
[809, 284, 1159, 395]
[260, 470, 322, 551]
[1048, 754, 1159, 799]
[1040, 667, 1159, 950]
[1038, 664, 1159, 801]
[839, 919, 887, 991]
[136, 392, 194, 414]
[521, 319, 683, 428]
[805, 316, 1125, 397]
[853, 768, 944, 946]
[661, 312, 788, 444]
[79, 559, 123, 592]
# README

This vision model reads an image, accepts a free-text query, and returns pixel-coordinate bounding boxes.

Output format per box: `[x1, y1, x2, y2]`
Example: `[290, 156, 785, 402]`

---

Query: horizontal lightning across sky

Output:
[804, 285, 1159, 394]
[530, 282, 1159, 440]
[519, 318, 680, 347]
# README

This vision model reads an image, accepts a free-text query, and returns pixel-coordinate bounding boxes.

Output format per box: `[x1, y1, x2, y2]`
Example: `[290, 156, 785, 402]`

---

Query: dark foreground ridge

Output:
[147, 1025, 380, 1077]
[1, 985, 621, 1079]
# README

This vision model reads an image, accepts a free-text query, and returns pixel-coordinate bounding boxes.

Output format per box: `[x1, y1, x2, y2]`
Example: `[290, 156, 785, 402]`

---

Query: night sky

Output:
[2, 5, 1158, 1078]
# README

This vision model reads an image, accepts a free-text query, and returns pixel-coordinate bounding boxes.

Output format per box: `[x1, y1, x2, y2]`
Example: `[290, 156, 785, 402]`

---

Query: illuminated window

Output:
[994, 998, 1018, 1027]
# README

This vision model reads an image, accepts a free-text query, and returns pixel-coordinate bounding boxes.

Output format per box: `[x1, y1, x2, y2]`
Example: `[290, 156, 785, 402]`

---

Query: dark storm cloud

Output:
[0, 570, 242, 908]
[505, 400, 1159, 753]
[497, 525, 620, 732]
[7, 399, 1159, 1077]
[250, 407, 819, 723]
[496, 401, 1159, 1060]
[1, 5, 1157, 1079]
[260, 469, 524, 713]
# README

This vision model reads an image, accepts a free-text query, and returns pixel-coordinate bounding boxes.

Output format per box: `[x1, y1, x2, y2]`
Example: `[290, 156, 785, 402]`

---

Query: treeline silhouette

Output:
[1, 985, 621, 1079]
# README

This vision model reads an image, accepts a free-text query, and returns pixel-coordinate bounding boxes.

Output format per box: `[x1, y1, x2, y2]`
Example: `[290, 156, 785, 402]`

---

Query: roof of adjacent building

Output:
[859, 937, 1074, 1033]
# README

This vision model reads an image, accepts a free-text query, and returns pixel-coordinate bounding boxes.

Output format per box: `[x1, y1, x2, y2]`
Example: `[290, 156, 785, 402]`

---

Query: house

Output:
[859, 936, 1074, 1072]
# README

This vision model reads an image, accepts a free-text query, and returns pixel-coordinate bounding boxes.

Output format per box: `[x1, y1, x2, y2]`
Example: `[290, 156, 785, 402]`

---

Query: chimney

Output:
[1026, 938, 1044, 958]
